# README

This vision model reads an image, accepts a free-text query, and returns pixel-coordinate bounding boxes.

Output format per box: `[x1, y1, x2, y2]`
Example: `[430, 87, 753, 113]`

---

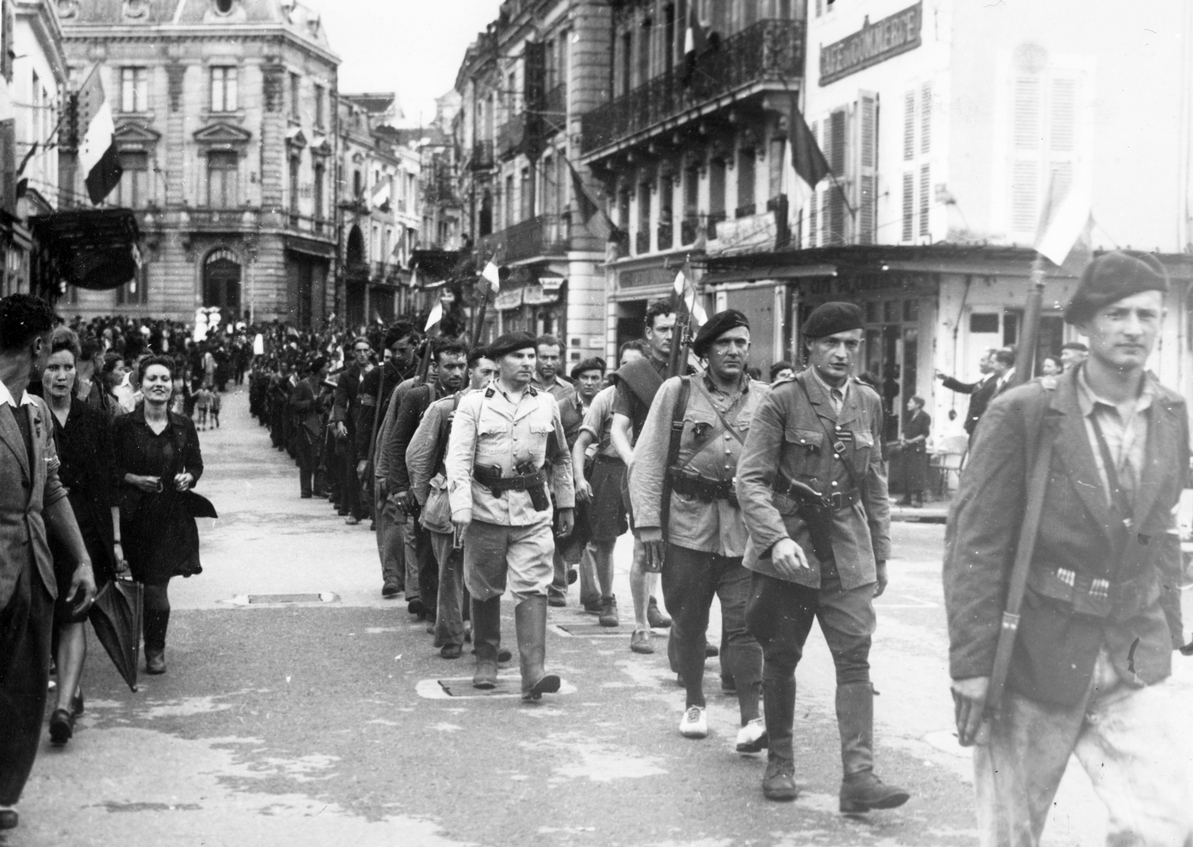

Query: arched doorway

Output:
[346, 225, 365, 265]
[203, 248, 241, 317]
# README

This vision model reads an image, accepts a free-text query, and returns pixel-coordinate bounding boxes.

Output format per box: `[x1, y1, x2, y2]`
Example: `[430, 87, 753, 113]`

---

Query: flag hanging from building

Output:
[425, 301, 443, 333]
[567, 160, 616, 242]
[1035, 170, 1093, 276]
[480, 259, 501, 293]
[76, 66, 122, 205]
[371, 178, 391, 211]
[786, 104, 831, 214]
[683, 4, 710, 57]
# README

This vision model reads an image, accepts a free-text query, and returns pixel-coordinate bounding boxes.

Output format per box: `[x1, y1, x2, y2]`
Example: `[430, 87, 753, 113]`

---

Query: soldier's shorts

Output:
[589, 456, 629, 543]
[463, 518, 555, 603]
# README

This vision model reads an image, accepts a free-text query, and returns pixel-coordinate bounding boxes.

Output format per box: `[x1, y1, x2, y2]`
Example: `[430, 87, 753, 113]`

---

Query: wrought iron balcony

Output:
[469, 140, 495, 171]
[479, 214, 571, 264]
[497, 114, 527, 160]
[580, 19, 804, 156]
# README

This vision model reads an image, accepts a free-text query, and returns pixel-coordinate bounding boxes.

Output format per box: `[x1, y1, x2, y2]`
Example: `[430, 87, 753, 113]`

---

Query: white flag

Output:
[1035, 170, 1093, 270]
[425, 302, 443, 333]
[481, 260, 501, 292]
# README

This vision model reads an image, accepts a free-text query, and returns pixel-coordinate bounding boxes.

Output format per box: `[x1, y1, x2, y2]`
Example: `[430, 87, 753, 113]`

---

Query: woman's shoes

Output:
[49, 708, 74, 745]
[146, 649, 166, 674]
[71, 690, 84, 717]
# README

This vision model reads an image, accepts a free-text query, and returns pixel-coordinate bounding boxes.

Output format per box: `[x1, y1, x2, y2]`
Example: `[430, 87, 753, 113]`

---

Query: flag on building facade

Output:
[567, 159, 616, 242]
[785, 104, 831, 214]
[683, 4, 710, 58]
[371, 177, 391, 211]
[77, 66, 122, 205]
[1035, 169, 1094, 276]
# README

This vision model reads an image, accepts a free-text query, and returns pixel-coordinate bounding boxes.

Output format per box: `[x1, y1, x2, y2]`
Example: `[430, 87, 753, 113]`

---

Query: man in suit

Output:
[945, 252, 1193, 845]
[989, 347, 1016, 398]
[936, 347, 998, 438]
[0, 295, 96, 832]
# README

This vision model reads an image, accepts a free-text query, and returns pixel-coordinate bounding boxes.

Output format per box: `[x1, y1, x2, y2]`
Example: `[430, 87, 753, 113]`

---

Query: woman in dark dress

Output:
[897, 395, 931, 507]
[112, 356, 205, 675]
[42, 328, 122, 745]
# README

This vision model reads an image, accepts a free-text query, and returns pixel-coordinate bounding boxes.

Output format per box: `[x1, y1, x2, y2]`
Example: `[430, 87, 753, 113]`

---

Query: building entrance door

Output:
[203, 249, 241, 317]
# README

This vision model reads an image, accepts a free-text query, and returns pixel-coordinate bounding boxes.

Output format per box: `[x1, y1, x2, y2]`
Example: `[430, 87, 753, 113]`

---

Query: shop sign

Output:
[819, 2, 922, 86]
[619, 265, 676, 289]
[495, 288, 523, 310]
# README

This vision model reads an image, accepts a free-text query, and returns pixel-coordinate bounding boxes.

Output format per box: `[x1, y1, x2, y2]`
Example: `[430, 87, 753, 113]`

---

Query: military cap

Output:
[692, 309, 750, 357]
[1064, 251, 1169, 324]
[802, 302, 864, 340]
[487, 331, 537, 359]
[570, 357, 606, 380]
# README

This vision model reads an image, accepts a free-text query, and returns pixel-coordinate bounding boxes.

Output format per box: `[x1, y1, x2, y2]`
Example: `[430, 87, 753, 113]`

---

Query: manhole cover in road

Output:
[415, 676, 578, 700]
[229, 593, 340, 606]
[550, 623, 667, 638]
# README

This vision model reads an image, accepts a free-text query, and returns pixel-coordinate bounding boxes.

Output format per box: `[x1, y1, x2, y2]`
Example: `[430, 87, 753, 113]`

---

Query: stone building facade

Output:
[56, 0, 340, 327]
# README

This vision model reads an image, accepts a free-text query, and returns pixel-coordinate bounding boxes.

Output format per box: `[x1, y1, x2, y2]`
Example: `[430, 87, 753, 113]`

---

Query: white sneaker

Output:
[679, 706, 708, 738]
[735, 718, 768, 753]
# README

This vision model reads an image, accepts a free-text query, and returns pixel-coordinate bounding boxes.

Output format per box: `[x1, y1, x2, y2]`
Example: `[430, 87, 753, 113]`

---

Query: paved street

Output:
[5, 388, 1191, 847]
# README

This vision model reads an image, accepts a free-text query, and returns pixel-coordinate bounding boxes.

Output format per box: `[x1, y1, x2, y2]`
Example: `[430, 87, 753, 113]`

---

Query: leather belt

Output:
[772, 475, 860, 511]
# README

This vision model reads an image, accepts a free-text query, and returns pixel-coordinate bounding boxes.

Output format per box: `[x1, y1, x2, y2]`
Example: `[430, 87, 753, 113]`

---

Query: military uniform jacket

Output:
[445, 382, 575, 527]
[628, 373, 768, 557]
[735, 371, 891, 590]
[943, 368, 1188, 706]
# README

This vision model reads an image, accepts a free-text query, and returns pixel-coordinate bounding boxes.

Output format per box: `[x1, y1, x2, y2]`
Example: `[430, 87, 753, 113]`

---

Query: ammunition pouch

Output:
[772, 473, 859, 562]
[667, 467, 738, 507]
[473, 463, 550, 512]
[1027, 566, 1160, 623]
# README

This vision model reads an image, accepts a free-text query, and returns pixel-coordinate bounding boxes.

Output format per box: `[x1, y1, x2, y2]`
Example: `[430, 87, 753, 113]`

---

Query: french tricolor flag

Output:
[76, 67, 122, 205]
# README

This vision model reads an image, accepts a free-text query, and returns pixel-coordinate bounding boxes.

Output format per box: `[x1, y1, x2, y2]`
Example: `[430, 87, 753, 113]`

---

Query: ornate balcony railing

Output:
[580, 19, 804, 155]
[469, 140, 495, 171]
[478, 213, 571, 264]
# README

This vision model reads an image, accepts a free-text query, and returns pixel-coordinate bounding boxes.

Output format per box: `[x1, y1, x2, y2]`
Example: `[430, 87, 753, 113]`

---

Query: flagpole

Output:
[1012, 254, 1047, 389]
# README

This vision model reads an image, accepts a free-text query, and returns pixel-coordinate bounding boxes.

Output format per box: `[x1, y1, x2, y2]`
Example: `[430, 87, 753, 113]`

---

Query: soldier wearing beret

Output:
[735, 302, 908, 810]
[945, 251, 1193, 845]
[628, 309, 767, 750]
[445, 332, 575, 701]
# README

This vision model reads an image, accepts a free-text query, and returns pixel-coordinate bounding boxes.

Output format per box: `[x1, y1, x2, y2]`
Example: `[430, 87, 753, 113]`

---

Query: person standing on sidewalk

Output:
[331, 337, 372, 524]
[0, 296, 96, 833]
[945, 251, 1193, 846]
[628, 310, 767, 751]
[289, 356, 329, 499]
[736, 302, 909, 811]
[446, 332, 575, 701]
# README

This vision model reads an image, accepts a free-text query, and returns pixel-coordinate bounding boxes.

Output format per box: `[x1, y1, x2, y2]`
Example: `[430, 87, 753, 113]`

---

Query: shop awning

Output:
[30, 208, 141, 292]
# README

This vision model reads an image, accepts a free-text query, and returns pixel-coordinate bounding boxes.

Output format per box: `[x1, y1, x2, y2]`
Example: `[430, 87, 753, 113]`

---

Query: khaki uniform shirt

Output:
[628, 373, 768, 557]
[446, 381, 575, 526]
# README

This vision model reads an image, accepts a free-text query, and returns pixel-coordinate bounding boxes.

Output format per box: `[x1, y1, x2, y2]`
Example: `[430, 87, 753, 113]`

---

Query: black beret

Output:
[1064, 251, 1169, 324]
[487, 331, 537, 359]
[802, 302, 863, 340]
[570, 357, 606, 380]
[307, 356, 327, 374]
[692, 309, 750, 357]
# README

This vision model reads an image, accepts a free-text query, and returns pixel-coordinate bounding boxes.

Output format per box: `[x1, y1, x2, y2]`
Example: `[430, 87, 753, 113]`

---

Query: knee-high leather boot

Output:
[470, 596, 501, 689]
[143, 609, 170, 675]
[762, 674, 798, 801]
[515, 595, 559, 701]
[836, 682, 910, 813]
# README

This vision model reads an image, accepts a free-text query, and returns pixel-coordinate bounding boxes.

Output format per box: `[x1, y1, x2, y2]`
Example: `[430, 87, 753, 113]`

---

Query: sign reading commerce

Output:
[819, 2, 922, 86]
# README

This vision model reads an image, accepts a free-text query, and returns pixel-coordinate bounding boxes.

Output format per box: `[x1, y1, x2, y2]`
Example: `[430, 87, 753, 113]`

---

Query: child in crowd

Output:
[209, 388, 222, 429]
[194, 385, 212, 430]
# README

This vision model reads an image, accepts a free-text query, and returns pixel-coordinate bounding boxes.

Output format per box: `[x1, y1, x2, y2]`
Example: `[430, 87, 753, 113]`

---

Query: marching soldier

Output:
[628, 310, 767, 749]
[445, 332, 575, 700]
[735, 302, 909, 811]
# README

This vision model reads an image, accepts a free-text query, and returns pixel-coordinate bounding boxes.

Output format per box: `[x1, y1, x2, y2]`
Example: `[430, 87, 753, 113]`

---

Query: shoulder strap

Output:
[984, 404, 1056, 718]
[689, 377, 746, 446]
[659, 377, 691, 533]
[795, 376, 863, 493]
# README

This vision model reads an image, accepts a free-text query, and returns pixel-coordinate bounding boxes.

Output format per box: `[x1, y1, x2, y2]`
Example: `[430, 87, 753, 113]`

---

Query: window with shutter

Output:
[808, 121, 819, 246]
[903, 90, 915, 161]
[902, 171, 914, 242]
[1011, 159, 1038, 233]
[1009, 73, 1045, 236]
[919, 164, 930, 237]
[920, 82, 932, 154]
[821, 188, 831, 246]
[856, 90, 877, 244]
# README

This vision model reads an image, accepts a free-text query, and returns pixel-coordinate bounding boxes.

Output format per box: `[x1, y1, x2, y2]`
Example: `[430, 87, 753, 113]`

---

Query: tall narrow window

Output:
[637, 180, 651, 253]
[211, 66, 238, 112]
[903, 89, 915, 161]
[504, 174, 515, 229]
[290, 73, 301, 120]
[709, 158, 726, 217]
[620, 31, 633, 96]
[117, 151, 149, 208]
[901, 171, 914, 242]
[313, 163, 325, 220]
[737, 148, 755, 217]
[313, 84, 325, 129]
[520, 167, 533, 220]
[120, 67, 148, 113]
[289, 156, 301, 215]
[919, 164, 930, 237]
[207, 151, 239, 207]
[637, 17, 651, 84]
[920, 82, 932, 154]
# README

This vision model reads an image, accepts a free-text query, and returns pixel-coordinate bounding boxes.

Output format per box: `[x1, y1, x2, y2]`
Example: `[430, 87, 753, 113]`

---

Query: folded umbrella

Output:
[88, 576, 143, 692]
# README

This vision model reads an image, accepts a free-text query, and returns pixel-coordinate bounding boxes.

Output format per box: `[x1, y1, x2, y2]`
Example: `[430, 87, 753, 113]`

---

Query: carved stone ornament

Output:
[123, 0, 150, 20]
[56, 0, 78, 19]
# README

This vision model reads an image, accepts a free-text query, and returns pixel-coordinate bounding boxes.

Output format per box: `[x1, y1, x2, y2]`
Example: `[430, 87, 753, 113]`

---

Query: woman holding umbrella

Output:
[113, 356, 209, 675]
[41, 328, 123, 745]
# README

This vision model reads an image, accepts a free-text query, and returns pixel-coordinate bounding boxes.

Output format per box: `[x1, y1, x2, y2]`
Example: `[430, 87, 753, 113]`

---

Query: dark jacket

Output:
[941, 374, 997, 436]
[112, 406, 206, 521]
[943, 368, 1188, 706]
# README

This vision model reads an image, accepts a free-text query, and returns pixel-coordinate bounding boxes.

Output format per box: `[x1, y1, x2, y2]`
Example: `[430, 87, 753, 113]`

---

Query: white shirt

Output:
[0, 375, 34, 408]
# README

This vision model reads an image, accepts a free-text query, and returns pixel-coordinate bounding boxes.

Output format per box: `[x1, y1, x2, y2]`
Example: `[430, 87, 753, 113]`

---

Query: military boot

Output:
[836, 682, 910, 813]
[470, 596, 501, 689]
[761, 675, 798, 801]
[515, 595, 560, 701]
